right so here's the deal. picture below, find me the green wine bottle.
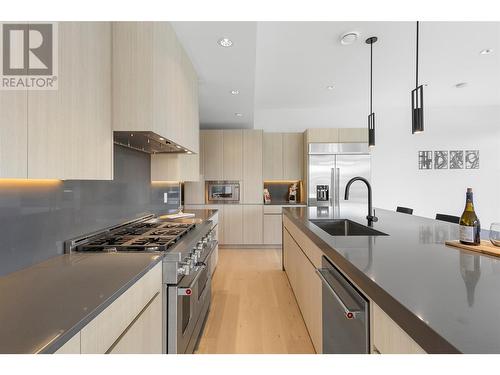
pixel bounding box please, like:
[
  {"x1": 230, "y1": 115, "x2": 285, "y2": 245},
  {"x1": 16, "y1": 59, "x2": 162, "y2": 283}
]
[{"x1": 459, "y1": 188, "x2": 481, "y2": 246}]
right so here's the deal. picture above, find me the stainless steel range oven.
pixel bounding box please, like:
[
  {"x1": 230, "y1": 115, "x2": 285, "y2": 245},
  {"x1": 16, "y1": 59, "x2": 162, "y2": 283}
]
[
  {"x1": 65, "y1": 215, "x2": 218, "y2": 355},
  {"x1": 206, "y1": 181, "x2": 240, "y2": 203},
  {"x1": 167, "y1": 241, "x2": 215, "y2": 354}
]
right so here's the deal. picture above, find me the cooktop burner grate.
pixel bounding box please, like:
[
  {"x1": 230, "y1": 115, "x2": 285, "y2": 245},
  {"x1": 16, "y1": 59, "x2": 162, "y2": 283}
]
[{"x1": 75, "y1": 220, "x2": 195, "y2": 252}]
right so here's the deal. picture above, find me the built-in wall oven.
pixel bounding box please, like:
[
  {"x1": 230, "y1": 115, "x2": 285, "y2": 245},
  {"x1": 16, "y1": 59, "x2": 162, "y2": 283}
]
[{"x1": 206, "y1": 181, "x2": 240, "y2": 203}]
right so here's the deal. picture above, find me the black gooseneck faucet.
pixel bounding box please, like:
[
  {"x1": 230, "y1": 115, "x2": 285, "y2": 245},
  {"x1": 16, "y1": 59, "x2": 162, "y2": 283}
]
[{"x1": 344, "y1": 177, "x2": 378, "y2": 226}]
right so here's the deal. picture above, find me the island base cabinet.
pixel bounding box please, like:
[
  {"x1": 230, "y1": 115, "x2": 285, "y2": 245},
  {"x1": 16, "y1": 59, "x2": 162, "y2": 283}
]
[
  {"x1": 283, "y1": 229, "x2": 322, "y2": 353},
  {"x1": 80, "y1": 262, "x2": 162, "y2": 354},
  {"x1": 108, "y1": 292, "x2": 162, "y2": 354},
  {"x1": 372, "y1": 303, "x2": 426, "y2": 354},
  {"x1": 55, "y1": 332, "x2": 81, "y2": 354}
]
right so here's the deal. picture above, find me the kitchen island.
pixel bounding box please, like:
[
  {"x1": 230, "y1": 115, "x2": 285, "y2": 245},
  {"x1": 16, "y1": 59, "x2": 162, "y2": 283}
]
[{"x1": 283, "y1": 204, "x2": 500, "y2": 354}]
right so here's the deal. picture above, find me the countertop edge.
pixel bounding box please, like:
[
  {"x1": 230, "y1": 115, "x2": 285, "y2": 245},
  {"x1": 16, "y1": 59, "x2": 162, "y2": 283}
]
[
  {"x1": 39, "y1": 255, "x2": 163, "y2": 354},
  {"x1": 283, "y1": 208, "x2": 461, "y2": 354}
]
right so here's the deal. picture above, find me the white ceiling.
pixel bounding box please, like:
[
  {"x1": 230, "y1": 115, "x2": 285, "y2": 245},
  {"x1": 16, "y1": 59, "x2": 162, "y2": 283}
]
[{"x1": 172, "y1": 21, "x2": 500, "y2": 132}]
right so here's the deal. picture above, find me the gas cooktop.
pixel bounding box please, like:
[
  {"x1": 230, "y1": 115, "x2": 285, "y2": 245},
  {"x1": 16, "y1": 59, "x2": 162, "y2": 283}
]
[{"x1": 76, "y1": 221, "x2": 195, "y2": 253}]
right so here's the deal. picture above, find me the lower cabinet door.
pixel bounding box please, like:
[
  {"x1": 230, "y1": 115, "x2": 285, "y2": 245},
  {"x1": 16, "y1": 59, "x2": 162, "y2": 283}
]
[
  {"x1": 372, "y1": 303, "x2": 425, "y2": 354},
  {"x1": 243, "y1": 205, "x2": 263, "y2": 245},
  {"x1": 108, "y1": 292, "x2": 163, "y2": 354},
  {"x1": 283, "y1": 229, "x2": 322, "y2": 353},
  {"x1": 263, "y1": 214, "x2": 282, "y2": 245},
  {"x1": 55, "y1": 332, "x2": 81, "y2": 354},
  {"x1": 222, "y1": 205, "x2": 243, "y2": 245}
]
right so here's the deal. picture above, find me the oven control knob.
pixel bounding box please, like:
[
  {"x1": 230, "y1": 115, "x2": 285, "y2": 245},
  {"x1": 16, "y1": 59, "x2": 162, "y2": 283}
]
[
  {"x1": 194, "y1": 249, "x2": 202, "y2": 259},
  {"x1": 191, "y1": 253, "x2": 199, "y2": 264},
  {"x1": 178, "y1": 263, "x2": 190, "y2": 276},
  {"x1": 183, "y1": 257, "x2": 194, "y2": 269},
  {"x1": 202, "y1": 237, "x2": 209, "y2": 244}
]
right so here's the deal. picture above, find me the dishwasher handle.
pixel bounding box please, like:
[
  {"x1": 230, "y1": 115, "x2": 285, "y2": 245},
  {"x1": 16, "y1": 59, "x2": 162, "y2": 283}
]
[{"x1": 316, "y1": 268, "x2": 363, "y2": 320}]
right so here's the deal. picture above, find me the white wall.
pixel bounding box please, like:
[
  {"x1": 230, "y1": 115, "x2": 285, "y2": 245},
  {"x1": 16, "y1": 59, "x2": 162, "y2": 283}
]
[{"x1": 371, "y1": 105, "x2": 500, "y2": 227}]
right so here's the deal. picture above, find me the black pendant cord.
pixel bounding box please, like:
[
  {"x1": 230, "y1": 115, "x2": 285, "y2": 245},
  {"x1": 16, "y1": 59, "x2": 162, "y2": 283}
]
[
  {"x1": 370, "y1": 41, "x2": 373, "y2": 113},
  {"x1": 411, "y1": 21, "x2": 424, "y2": 134},
  {"x1": 416, "y1": 21, "x2": 419, "y2": 88}
]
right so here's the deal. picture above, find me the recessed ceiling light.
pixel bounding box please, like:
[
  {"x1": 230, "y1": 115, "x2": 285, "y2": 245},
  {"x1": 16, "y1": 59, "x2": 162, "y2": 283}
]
[
  {"x1": 187, "y1": 151, "x2": 192, "y2": 154},
  {"x1": 340, "y1": 32, "x2": 359, "y2": 45},
  {"x1": 455, "y1": 82, "x2": 468, "y2": 88},
  {"x1": 159, "y1": 137, "x2": 164, "y2": 141},
  {"x1": 480, "y1": 49, "x2": 493, "y2": 55},
  {"x1": 235, "y1": 113, "x2": 243, "y2": 117},
  {"x1": 218, "y1": 37, "x2": 233, "y2": 47},
  {"x1": 230, "y1": 89, "x2": 239, "y2": 95},
  {"x1": 326, "y1": 85, "x2": 334, "y2": 90},
  {"x1": 175, "y1": 145, "x2": 181, "y2": 149}
]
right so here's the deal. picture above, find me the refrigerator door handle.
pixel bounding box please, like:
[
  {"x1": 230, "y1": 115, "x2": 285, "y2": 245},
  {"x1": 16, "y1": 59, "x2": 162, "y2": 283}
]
[
  {"x1": 335, "y1": 167, "x2": 340, "y2": 207},
  {"x1": 330, "y1": 168, "x2": 335, "y2": 207}
]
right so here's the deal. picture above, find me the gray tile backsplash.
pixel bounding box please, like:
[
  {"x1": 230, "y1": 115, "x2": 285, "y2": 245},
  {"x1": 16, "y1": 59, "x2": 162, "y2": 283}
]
[{"x1": 0, "y1": 145, "x2": 179, "y2": 276}]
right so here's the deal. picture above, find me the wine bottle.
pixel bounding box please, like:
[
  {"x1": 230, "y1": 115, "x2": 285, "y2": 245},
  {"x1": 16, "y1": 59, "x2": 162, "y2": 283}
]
[{"x1": 459, "y1": 188, "x2": 481, "y2": 246}]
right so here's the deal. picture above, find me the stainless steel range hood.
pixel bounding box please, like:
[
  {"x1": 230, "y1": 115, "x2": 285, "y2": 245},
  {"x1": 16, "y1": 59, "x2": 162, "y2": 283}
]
[{"x1": 113, "y1": 131, "x2": 192, "y2": 154}]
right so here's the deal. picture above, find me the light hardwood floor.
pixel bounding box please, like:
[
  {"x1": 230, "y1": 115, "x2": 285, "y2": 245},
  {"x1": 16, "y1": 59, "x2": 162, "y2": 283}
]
[{"x1": 195, "y1": 248, "x2": 315, "y2": 354}]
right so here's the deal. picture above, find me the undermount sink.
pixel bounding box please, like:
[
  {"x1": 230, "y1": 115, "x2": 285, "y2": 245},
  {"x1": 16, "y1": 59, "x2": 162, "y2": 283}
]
[{"x1": 309, "y1": 219, "x2": 388, "y2": 237}]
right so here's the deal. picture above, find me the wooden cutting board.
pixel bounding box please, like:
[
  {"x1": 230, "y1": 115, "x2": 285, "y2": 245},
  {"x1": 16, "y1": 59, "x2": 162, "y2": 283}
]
[{"x1": 445, "y1": 240, "x2": 500, "y2": 257}]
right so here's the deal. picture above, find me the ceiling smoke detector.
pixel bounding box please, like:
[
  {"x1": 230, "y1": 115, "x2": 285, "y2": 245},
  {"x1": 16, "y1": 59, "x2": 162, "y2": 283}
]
[
  {"x1": 235, "y1": 113, "x2": 243, "y2": 117},
  {"x1": 455, "y1": 82, "x2": 468, "y2": 88},
  {"x1": 218, "y1": 37, "x2": 233, "y2": 47},
  {"x1": 480, "y1": 48, "x2": 493, "y2": 55},
  {"x1": 326, "y1": 85, "x2": 335, "y2": 90},
  {"x1": 230, "y1": 89, "x2": 239, "y2": 95},
  {"x1": 340, "y1": 32, "x2": 359, "y2": 45}
]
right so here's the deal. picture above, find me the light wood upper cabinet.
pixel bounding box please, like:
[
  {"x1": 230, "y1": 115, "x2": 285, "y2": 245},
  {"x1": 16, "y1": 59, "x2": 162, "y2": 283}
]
[
  {"x1": 242, "y1": 130, "x2": 263, "y2": 204},
  {"x1": 151, "y1": 153, "x2": 200, "y2": 182},
  {"x1": 202, "y1": 130, "x2": 223, "y2": 180},
  {"x1": 263, "y1": 133, "x2": 284, "y2": 180},
  {"x1": 263, "y1": 132, "x2": 304, "y2": 181},
  {"x1": 243, "y1": 205, "x2": 263, "y2": 245},
  {"x1": 113, "y1": 22, "x2": 199, "y2": 154},
  {"x1": 27, "y1": 22, "x2": 113, "y2": 180},
  {"x1": 339, "y1": 128, "x2": 368, "y2": 143},
  {"x1": 283, "y1": 132, "x2": 303, "y2": 180},
  {"x1": 305, "y1": 128, "x2": 340, "y2": 143},
  {"x1": 222, "y1": 129, "x2": 243, "y2": 180},
  {"x1": 0, "y1": 90, "x2": 27, "y2": 178}
]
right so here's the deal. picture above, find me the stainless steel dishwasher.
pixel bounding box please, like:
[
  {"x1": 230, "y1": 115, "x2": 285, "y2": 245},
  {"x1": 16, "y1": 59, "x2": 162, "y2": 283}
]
[{"x1": 316, "y1": 256, "x2": 370, "y2": 353}]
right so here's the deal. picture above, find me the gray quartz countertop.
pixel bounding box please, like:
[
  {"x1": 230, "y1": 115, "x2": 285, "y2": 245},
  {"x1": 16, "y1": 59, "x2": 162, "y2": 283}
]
[
  {"x1": 283, "y1": 204, "x2": 500, "y2": 354},
  {"x1": 0, "y1": 252, "x2": 162, "y2": 354}
]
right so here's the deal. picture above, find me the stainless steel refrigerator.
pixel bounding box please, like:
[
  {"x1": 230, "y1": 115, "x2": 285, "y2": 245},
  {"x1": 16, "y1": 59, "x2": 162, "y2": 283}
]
[{"x1": 308, "y1": 143, "x2": 371, "y2": 209}]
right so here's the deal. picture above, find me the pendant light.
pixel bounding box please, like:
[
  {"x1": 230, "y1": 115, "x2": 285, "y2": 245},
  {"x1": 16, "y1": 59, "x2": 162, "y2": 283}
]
[
  {"x1": 366, "y1": 36, "x2": 378, "y2": 147},
  {"x1": 411, "y1": 21, "x2": 424, "y2": 134}
]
